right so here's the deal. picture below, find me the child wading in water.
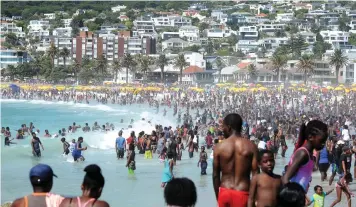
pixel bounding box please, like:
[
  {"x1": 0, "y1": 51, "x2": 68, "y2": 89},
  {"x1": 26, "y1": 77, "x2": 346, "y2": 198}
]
[
  {"x1": 248, "y1": 149, "x2": 282, "y2": 207},
  {"x1": 307, "y1": 185, "x2": 333, "y2": 207},
  {"x1": 330, "y1": 172, "x2": 354, "y2": 207},
  {"x1": 161, "y1": 152, "x2": 174, "y2": 188},
  {"x1": 282, "y1": 120, "x2": 328, "y2": 193}
]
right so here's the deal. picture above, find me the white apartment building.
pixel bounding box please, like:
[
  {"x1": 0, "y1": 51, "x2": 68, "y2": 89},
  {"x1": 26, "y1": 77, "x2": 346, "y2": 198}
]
[
  {"x1": 28, "y1": 29, "x2": 50, "y2": 38},
  {"x1": 162, "y1": 38, "x2": 191, "y2": 51},
  {"x1": 133, "y1": 18, "x2": 155, "y2": 35},
  {"x1": 238, "y1": 26, "x2": 258, "y2": 40},
  {"x1": 44, "y1": 13, "x2": 56, "y2": 20},
  {"x1": 152, "y1": 16, "x2": 172, "y2": 27},
  {"x1": 320, "y1": 30, "x2": 349, "y2": 49},
  {"x1": 53, "y1": 37, "x2": 73, "y2": 66},
  {"x1": 0, "y1": 22, "x2": 25, "y2": 38},
  {"x1": 258, "y1": 23, "x2": 286, "y2": 33},
  {"x1": 161, "y1": 32, "x2": 180, "y2": 40},
  {"x1": 236, "y1": 40, "x2": 259, "y2": 53},
  {"x1": 259, "y1": 37, "x2": 289, "y2": 50},
  {"x1": 0, "y1": 49, "x2": 30, "y2": 69},
  {"x1": 179, "y1": 26, "x2": 199, "y2": 41},
  {"x1": 340, "y1": 63, "x2": 356, "y2": 84},
  {"x1": 276, "y1": 13, "x2": 294, "y2": 22},
  {"x1": 28, "y1": 20, "x2": 50, "y2": 31},
  {"x1": 169, "y1": 16, "x2": 192, "y2": 27},
  {"x1": 53, "y1": 27, "x2": 72, "y2": 37},
  {"x1": 299, "y1": 32, "x2": 316, "y2": 44},
  {"x1": 205, "y1": 29, "x2": 236, "y2": 38},
  {"x1": 62, "y1": 19, "x2": 72, "y2": 28},
  {"x1": 184, "y1": 52, "x2": 206, "y2": 69}
]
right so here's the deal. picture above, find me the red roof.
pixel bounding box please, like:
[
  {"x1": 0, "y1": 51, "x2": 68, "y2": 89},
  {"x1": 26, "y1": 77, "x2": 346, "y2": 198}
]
[
  {"x1": 119, "y1": 15, "x2": 128, "y2": 19},
  {"x1": 256, "y1": 13, "x2": 267, "y2": 17},
  {"x1": 183, "y1": 66, "x2": 204, "y2": 74},
  {"x1": 237, "y1": 62, "x2": 251, "y2": 69}
]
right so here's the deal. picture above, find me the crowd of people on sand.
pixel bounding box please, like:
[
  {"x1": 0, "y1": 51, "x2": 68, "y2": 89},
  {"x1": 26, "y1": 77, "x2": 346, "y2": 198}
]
[{"x1": 2, "y1": 85, "x2": 356, "y2": 207}]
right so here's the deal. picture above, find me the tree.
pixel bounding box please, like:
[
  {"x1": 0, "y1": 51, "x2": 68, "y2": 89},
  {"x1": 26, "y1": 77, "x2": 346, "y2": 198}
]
[
  {"x1": 247, "y1": 64, "x2": 258, "y2": 82},
  {"x1": 30, "y1": 57, "x2": 44, "y2": 79},
  {"x1": 122, "y1": 53, "x2": 136, "y2": 83},
  {"x1": 296, "y1": 55, "x2": 315, "y2": 84},
  {"x1": 59, "y1": 47, "x2": 70, "y2": 69},
  {"x1": 329, "y1": 49, "x2": 349, "y2": 85},
  {"x1": 137, "y1": 55, "x2": 153, "y2": 81},
  {"x1": 4, "y1": 33, "x2": 18, "y2": 46},
  {"x1": 71, "y1": 58, "x2": 81, "y2": 84},
  {"x1": 47, "y1": 42, "x2": 58, "y2": 75},
  {"x1": 227, "y1": 33, "x2": 238, "y2": 46},
  {"x1": 198, "y1": 22, "x2": 209, "y2": 33},
  {"x1": 274, "y1": 30, "x2": 286, "y2": 37},
  {"x1": 112, "y1": 58, "x2": 122, "y2": 83},
  {"x1": 270, "y1": 53, "x2": 287, "y2": 82},
  {"x1": 215, "y1": 57, "x2": 226, "y2": 83},
  {"x1": 4, "y1": 65, "x2": 18, "y2": 80},
  {"x1": 174, "y1": 53, "x2": 188, "y2": 84},
  {"x1": 205, "y1": 39, "x2": 214, "y2": 55},
  {"x1": 157, "y1": 54, "x2": 168, "y2": 83},
  {"x1": 95, "y1": 55, "x2": 108, "y2": 82}
]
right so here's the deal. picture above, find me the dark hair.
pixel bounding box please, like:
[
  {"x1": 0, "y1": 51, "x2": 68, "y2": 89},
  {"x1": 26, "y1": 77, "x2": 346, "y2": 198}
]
[
  {"x1": 118, "y1": 130, "x2": 123, "y2": 136},
  {"x1": 223, "y1": 113, "x2": 243, "y2": 133},
  {"x1": 61, "y1": 138, "x2": 65, "y2": 142},
  {"x1": 314, "y1": 185, "x2": 322, "y2": 192},
  {"x1": 82, "y1": 164, "x2": 105, "y2": 199},
  {"x1": 277, "y1": 182, "x2": 305, "y2": 207},
  {"x1": 258, "y1": 149, "x2": 273, "y2": 162},
  {"x1": 164, "y1": 177, "x2": 197, "y2": 207},
  {"x1": 78, "y1": 137, "x2": 83, "y2": 141},
  {"x1": 294, "y1": 120, "x2": 328, "y2": 152}
]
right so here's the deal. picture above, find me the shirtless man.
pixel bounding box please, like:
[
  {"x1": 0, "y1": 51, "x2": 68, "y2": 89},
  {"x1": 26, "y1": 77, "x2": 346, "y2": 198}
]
[{"x1": 213, "y1": 113, "x2": 259, "y2": 207}]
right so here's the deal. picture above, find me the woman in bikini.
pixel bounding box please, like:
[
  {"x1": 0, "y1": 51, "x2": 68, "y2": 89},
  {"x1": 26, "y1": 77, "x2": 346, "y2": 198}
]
[{"x1": 59, "y1": 164, "x2": 109, "y2": 207}]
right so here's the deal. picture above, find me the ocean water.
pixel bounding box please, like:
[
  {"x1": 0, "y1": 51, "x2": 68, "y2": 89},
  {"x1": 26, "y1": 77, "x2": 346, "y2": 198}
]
[{"x1": 1, "y1": 99, "x2": 355, "y2": 206}]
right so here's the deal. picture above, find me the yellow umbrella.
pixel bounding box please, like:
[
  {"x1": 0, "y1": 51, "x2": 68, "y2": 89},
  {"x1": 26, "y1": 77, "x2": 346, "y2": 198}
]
[
  {"x1": 334, "y1": 87, "x2": 343, "y2": 91},
  {"x1": 352, "y1": 88, "x2": 356, "y2": 91}
]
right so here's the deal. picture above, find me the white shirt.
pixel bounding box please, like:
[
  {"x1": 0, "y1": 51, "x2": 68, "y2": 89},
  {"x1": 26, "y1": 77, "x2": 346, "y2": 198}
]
[
  {"x1": 342, "y1": 129, "x2": 350, "y2": 141},
  {"x1": 258, "y1": 141, "x2": 267, "y2": 149},
  {"x1": 69, "y1": 143, "x2": 75, "y2": 152}
]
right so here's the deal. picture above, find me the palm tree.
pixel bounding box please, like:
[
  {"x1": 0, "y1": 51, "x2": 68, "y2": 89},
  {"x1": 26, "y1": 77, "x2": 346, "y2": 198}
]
[
  {"x1": 5, "y1": 65, "x2": 17, "y2": 81},
  {"x1": 59, "y1": 47, "x2": 70, "y2": 69},
  {"x1": 270, "y1": 53, "x2": 287, "y2": 82},
  {"x1": 157, "y1": 54, "x2": 168, "y2": 83},
  {"x1": 215, "y1": 57, "x2": 225, "y2": 83},
  {"x1": 30, "y1": 57, "x2": 44, "y2": 79},
  {"x1": 71, "y1": 58, "x2": 81, "y2": 84},
  {"x1": 47, "y1": 42, "x2": 58, "y2": 74},
  {"x1": 247, "y1": 64, "x2": 258, "y2": 82},
  {"x1": 296, "y1": 55, "x2": 315, "y2": 84},
  {"x1": 95, "y1": 55, "x2": 108, "y2": 82},
  {"x1": 138, "y1": 55, "x2": 153, "y2": 81},
  {"x1": 174, "y1": 53, "x2": 188, "y2": 84},
  {"x1": 329, "y1": 49, "x2": 349, "y2": 85},
  {"x1": 112, "y1": 58, "x2": 122, "y2": 83},
  {"x1": 122, "y1": 53, "x2": 136, "y2": 83}
]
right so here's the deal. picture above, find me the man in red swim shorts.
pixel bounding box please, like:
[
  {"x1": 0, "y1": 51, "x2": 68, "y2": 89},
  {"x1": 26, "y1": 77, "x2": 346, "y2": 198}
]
[{"x1": 213, "y1": 113, "x2": 259, "y2": 207}]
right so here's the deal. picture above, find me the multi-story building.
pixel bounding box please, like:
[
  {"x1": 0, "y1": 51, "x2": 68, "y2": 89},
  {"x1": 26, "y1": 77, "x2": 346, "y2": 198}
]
[
  {"x1": 179, "y1": 26, "x2": 199, "y2": 41},
  {"x1": 259, "y1": 37, "x2": 289, "y2": 50},
  {"x1": 161, "y1": 32, "x2": 180, "y2": 41},
  {"x1": 27, "y1": 20, "x2": 50, "y2": 39},
  {"x1": 238, "y1": 26, "x2": 258, "y2": 40},
  {"x1": 299, "y1": 32, "x2": 316, "y2": 44},
  {"x1": 152, "y1": 16, "x2": 172, "y2": 28},
  {"x1": 236, "y1": 40, "x2": 259, "y2": 53},
  {"x1": 53, "y1": 27, "x2": 72, "y2": 37},
  {"x1": 53, "y1": 37, "x2": 73, "y2": 66},
  {"x1": 204, "y1": 28, "x2": 236, "y2": 38},
  {"x1": 319, "y1": 16, "x2": 339, "y2": 31},
  {"x1": 258, "y1": 23, "x2": 286, "y2": 33},
  {"x1": 0, "y1": 49, "x2": 30, "y2": 69},
  {"x1": 133, "y1": 17, "x2": 155, "y2": 35},
  {"x1": 184, "y1": 51, "x2": 206, "y2": 69},
  {"x1": 62, "y1": 19, "x2": 72, "y2": 28},
  {"x1": 71, "y1": 31, "x2": 156, "y2": 65},
  {"x1": 162, "y1": 38, "x2": 198, "y2": 51},
  {"x1": 168, "y1": 16, "x2": 192, "y2": 27},
  {"x1": 44, "y1": 13, "x2": 56, "y2": 20},
  {"x1": 276, "y1": 13, "x2": 294, "y2": 22},
  {"x1": 0, "y1": 21, "x2": 25, "y2": 39},
  {"x1": 320, "y1": 30, "x2": 350, "y2": 49}
]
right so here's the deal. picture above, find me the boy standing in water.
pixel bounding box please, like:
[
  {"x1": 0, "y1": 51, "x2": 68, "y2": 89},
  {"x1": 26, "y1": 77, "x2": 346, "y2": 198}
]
[{"x1": 248, "y1": 150, "x2": 281, "y2": 207}]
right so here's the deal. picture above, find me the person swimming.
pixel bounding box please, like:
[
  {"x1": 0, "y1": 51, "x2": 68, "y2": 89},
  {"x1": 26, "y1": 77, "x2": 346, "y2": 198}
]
[{"x1": 4, "y1": 137, "x2": 16, "y2": 146}]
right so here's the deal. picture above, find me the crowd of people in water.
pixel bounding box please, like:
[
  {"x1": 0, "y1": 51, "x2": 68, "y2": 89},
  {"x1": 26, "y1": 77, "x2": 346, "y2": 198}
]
[{"x1": 2, "y1": 85, "x2": 356, "y2": 207}]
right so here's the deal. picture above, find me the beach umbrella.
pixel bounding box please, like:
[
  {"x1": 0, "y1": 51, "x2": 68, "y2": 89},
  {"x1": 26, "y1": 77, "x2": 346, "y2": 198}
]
[
  {"x1": 334, "y1": 87, "x2": 343, "y2": 91},
  {"x1": 9, "y1": 84, "x2": 20, "y2": 93},
  {"x1": 321, "y1": 88, "x2": 328, "y2": 93}
]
